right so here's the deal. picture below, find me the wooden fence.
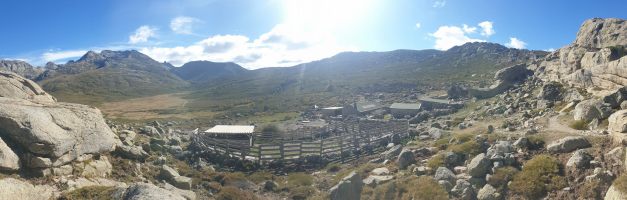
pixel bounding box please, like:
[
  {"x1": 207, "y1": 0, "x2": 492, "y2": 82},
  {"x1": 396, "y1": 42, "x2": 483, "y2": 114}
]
[{"x1": 191, "y1": 119, "x2": 409, "y2": 164}]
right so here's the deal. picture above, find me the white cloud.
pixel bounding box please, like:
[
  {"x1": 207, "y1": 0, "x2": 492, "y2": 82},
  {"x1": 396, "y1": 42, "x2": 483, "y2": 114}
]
[
  {"x1": 129, "y1": 25, "x2": 157, "y2": 44},
  {"x1": 415, "y1": 22, "x2": 421, "y2": 29},
  {"x1": 462, "y1": 24, "x2": 476, "y2": 33},
  {"x1": 433, "y1": 0, "x2": 446, "y2": 8},
  {"x1": 140, "y1": 24, "x2": 352, "y2": 69},
  {"x1": 170, "y1": 16, "x2": 200, "y2": 35},
  {"x1": 42, "y1": 50, "x2": 88, "y2": 62},
  {"x1": 545, "y1": 48, "x2": 555, "y2": 52},
  {"x1": 430, "y1": 26, "x2": 485, "y2": 50},
  {"x1": 478, "y1": 21, "x2": 494, "y2": 36},
  {"x1": 506, "y1": 37, "x2": 527, "y2": 49}
]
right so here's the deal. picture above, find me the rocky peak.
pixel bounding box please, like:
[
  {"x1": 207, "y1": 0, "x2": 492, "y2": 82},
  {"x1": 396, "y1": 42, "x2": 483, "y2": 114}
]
[
  {"x1": 574, "y1": 18, "x2": 626, "y2": 49},
  {"x1": 0, "y1": 60, "x2": 44, "y2": 80}
]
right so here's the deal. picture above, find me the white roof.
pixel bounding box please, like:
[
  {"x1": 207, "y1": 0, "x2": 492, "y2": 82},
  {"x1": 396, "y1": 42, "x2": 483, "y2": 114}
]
[
  {"x1": 204, "y1": 125, "x2": 255, "y2": 134},
  {"x1": 322, "y1": 106, "x2": 343, "y2": 110}
]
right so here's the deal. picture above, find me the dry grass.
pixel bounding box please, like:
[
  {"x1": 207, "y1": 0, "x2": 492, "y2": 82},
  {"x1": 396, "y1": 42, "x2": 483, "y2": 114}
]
[{"x1": 99, "y1": 92, "x2": 217, "y2": 120}]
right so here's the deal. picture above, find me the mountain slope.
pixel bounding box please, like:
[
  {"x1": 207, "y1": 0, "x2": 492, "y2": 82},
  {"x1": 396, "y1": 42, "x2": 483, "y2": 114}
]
[
  {"x1": 38, "y1": 50, "x2": 188, "y2": 104},
  {"x1": 0, "y1": 60, "x2": 43, "y2": 80},
  {"x1": 172, "y1": 61, "x2": 248, "y2": 83}
]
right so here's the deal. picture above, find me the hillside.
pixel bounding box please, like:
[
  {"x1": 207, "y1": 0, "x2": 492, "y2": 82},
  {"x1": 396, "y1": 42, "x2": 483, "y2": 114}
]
[
  {"x1": 37, "y1": 50, "x2": 189, "y2": 104},
  {"x1": 172, "y1": 61, "x2": 249, "y2": 83}
]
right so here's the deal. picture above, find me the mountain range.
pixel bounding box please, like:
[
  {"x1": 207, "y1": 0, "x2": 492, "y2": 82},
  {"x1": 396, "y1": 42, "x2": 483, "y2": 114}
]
[{"x1": 0, "y1": 42, "x2": 546, "y2": 107}]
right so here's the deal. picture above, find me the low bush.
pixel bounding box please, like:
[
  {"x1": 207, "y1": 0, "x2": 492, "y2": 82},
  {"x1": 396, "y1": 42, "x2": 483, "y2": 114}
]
[
  {"x1": 569, "y1": 120, "x2": 588, "y2": 130},
  {"x1": 488, "y1": 166, "x2": 518, "y2": 189},
  {"x1": 509, "y1": 155, "x2": 567, "y2": 199},
  {"x1": 527, "y1": 135, "x2": 545, "y2": 150},
  {"x1": 288, "y1": 172, "x2": 314, "y2": 187},
  {"x1": 427, "y1": 154, "x2": 445, "y2": 169},
  {"x1": 58, "y1": 186, "x2": 116, "y2": 200},
  {"x1": 578, "y1": 180, "x2": 603, "y2": 199},
  {"x1": 325, "y1": 163, "x2": 342, "y2": 173},
  {"x1": 248, "y1": 171, "x2": 274, "y2": 184},
  {"x1": 613, "y1": 174, "x2": 627, "y2": 193},
  {"x1": 289, "y1": 186, "x2": 316, "y2": 200},
  {"x1": 371, "y1": 176, "x2": 448, "y2": 200},
  {"x1": 448, "y1": 140, "x2": 482, "y2": 158},
  {"x1": 216, "y1": 186, "x2": 257, "y2": 200}
]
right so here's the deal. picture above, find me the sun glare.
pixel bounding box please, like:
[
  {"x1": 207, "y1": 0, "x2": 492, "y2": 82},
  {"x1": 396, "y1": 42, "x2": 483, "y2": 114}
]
[{"x1": 282, "y1": 0, "x2": 374, "y2": 33}]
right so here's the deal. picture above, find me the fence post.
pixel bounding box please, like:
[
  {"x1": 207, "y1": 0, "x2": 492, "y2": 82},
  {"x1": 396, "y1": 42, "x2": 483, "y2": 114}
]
[
  {"x1": 298, "y1": 141, "x2": 303, "y2": 159},
  {"x1": 280, "y1": 142, "x2": 285, "y2": 160},
  {"x1": 258, "y1": 145, "x2": 262, "y2": 165}
]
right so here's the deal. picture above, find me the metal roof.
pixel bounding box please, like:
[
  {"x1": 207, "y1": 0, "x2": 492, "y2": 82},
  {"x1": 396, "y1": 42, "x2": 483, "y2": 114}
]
[
  {"x1": 322, "y1": 106, "x2": 343, "y2": 110},
  {"x1": 390, "y1": 103, "x2": 422, "y2": 110},
  {"x1": 356, "y1": 102, "x2": 382, "y2": 112},
  {"x1": 204, "y1": 125, "x2": 255, "y2": 134}
]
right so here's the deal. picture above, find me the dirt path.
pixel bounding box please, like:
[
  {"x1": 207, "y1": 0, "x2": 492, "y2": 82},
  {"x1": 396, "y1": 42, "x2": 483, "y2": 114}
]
[{"x1": 546, "y1": 115, "x2": 581, "y2": 135}]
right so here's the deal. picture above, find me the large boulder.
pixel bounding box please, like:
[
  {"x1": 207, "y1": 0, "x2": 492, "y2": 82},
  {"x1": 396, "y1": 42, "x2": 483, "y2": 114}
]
[
  {"x1": 160, "y1": 165, "x2": 193, "y2": 190},
  {"x1": 467, "y1": 153, "x2": 491, "y2": 178},
  {"x1": 382, "y1": 145, "x2": 402, "y2": 160},
  {"x1": 112, "y1": 182, "x2": 186, "y2": 200},
  {"x1": 547, "y1": 136, "x2": 591, "y2": 153},
  {"x1": 0, "y1": 137, "x2": 19, "y2": 171},
  {"x1": 574, "y1": 18, "x2": 626, "y2": 49},
  {"x1": 329, "y1": 171, "x2": 363, "y2": 200},
  {"x1": 0, "y1": 178, "x2": 56, "y2": 200},
  {"x1": 574, "y1": 99, "x2": 606, "y2": 121},
  {"x1": 609, "y1": 109, "x2": 627, "y2": 133}
]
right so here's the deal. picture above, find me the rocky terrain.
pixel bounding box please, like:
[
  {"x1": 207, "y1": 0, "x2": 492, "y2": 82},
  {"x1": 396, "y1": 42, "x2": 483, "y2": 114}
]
[{"x1": 0, "y1": 17, "x2": 624, "y2": 200}]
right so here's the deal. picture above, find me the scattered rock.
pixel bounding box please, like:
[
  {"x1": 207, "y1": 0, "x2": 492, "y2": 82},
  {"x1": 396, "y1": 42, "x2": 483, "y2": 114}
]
[
  {"x1": 477, "y1": 184, "x2": 500, "y2": 200},
  {"x1": 547, "y1": 136, "x2": 591, "y2": 153},
  {"x1": 371, "y1": 167, "x2": 390, "y2": 175},
  {"x1": 538, "y1": 82, "x2": 562, "y2": 101},
  {"x1": 434, "y1": 167, "x2": 456, "y2": 184},
  {"x1": 397, "y1": 149, "x2": 415, "y2": 170},
  {"x1": 159, "y1": 165, "x2": 193, "y2": 190},
  {"x1": 382, "y1": 145, "x2": 402, "y2": 160},
  {"x1": 263, "y1": 180, "x2": 279, "y2": 191},
  {"x1": 362, "y1": 175, "x2": 394, "y2": 187},
  {"x1": 467, "y1": 153, "x2": 491, "y2": 178},
  {"x1": 566, "y1": 149, "x2": 592, "y2": 170}
]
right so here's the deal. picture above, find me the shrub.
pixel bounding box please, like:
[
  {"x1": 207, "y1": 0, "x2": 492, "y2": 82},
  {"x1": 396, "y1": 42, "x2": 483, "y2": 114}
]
[
  {"x1": 527, "y1": 135, "x2": 545, "y2": 150},
  {"x1": 448, "y1": 140, "x2": 482, "y2": 158},
  {"x1": 290, "y1": 186, "x2": 316, "y2": 200},
  {"x1": 325, "y1": 163, "x2": 342, "y2": 173},
  {"x1": 569, "y1": 120, "x2": 588, "y2": 130},
  {"x1": 488, "y1": 166, "x2": 519, "y2": 189},
  {"x1": 509, "y1": 155, "x2": 566, "y2": 199},
  {"x1": 288, "y1": 172, "x2": 314, "y2": 187},
  {"x1": 613, "y1": 174, "x2": 627, "y2": 193},
  {"x1": 248, "y1": 171, "x2": 274, "y2": 184},
  {"x1": 216, "y1": 186, "x2": 257, "y2": 200},
  {"x1": 433, "y1": 136, "x2": 451, "y2": 150},
  {"x1": 578, "y1": 180, "x2": 603, "y2": 199},
  {"x1": 427, "y1": 154, "x2": 445, "y2": 169},
  {"x1": 58, "y1": 186, "x2": 116, "y2": 200}
]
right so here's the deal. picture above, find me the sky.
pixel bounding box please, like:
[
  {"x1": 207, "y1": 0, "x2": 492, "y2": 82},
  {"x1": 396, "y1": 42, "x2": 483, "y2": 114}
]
[{"x1": 0, "y1": 0, "x2": 625, "y2": 69}]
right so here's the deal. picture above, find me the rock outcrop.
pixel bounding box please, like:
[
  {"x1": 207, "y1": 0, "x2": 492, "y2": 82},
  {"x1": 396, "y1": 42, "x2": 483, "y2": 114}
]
[
  {"x1": 609, "y1": 109, "x2": 627, "y2": 133},
  {"x1": 532, "y1": 18, "x2": 626, "y2": 96},
  {"x1": 0, "y1": 60, "x2": 44, "y2": 80},
  {"x1": 0, "y1": 71, "x2": 119, "y2": 175},
  {"x1": 0, "y1": 178, "x2": 56, "y2": 200}
]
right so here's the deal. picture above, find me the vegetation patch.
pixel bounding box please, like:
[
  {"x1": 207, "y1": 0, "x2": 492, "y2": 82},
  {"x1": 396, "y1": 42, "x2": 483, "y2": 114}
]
[
  {"x1": 427, "y1": 153, "x2": 445, "y2": 169},
  {"x1": 448, "y1": 140, "x2": 482, "y2": 158},
  {"x1": 58, "y1": 186, "x2": 117, "y2": 200},
  {"x1": 287, "y1": 172, "x2": 314, "y2": 187},
  {"x1": 367, "y1": 176, "x2": 448, "y2": 200},
  {"x1": 569, "y1": 120, "x2": 589, "y2": 130},
  {"x1": 216, "y1": 186, "x2": 258, "y2": 200},
  {"x1": 509, "y1": 155, "x2": 567, "y2": 199},
  {"x1": 488, "y1": 166, "x2": 519, "y2": 189}
]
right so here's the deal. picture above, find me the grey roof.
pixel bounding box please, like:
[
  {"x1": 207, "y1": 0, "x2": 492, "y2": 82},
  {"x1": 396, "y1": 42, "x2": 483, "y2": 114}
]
[
  {"x1": 205, "y1": 125, "x2": 255, "y2": 134},
  {"x1": 418, "y1": 97, "x2": 453, "y2": 104},
  {"x1": 390, "y1": 103, "x2": 422, "y2": 110},
  {"x1": 356, "y1": 102, "x2": 383, "y2": 113}
]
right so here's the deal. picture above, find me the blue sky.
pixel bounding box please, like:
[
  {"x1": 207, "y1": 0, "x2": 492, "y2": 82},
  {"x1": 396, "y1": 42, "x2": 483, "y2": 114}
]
[{"x1": 0, "y1": 0, "x2": 625, "y2": 69}]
